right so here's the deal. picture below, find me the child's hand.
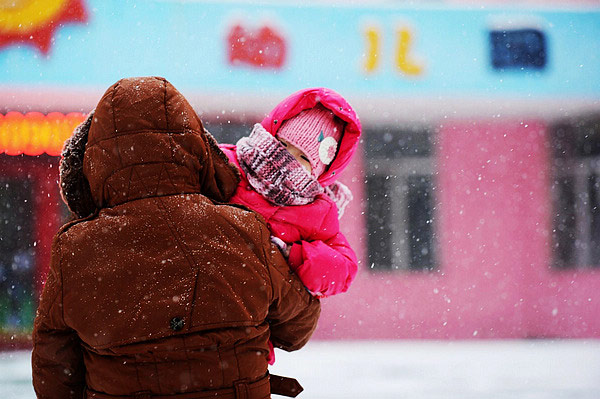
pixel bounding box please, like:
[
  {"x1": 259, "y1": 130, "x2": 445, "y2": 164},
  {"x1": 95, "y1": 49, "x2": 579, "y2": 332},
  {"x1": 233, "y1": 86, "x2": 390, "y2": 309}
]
[{"x1": 270, "y1": 236, "x2": 290, "y2": 258}]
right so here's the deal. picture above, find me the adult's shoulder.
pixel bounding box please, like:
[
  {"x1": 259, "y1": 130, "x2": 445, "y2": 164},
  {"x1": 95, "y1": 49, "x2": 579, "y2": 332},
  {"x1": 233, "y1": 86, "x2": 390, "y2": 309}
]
[
  {"x1": 54, "y1": 212, "x2": 99, "y2": 243},
  {"x1": 210, "y1": 197, "x2": 269, "y2": 234}
]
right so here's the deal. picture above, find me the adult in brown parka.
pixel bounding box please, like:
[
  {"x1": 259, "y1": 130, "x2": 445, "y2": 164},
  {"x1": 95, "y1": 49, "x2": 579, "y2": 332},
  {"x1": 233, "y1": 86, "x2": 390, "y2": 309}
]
[{"x1": 32, "y1": 77, "x2": 321, "y2": 399}]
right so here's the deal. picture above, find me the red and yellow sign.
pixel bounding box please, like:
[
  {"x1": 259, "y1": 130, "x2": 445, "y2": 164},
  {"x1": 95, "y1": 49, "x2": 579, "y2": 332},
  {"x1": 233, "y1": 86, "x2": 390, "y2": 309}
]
[
  {"x1": 0, "y1": 112, "x2": 85, "y2": 156},
  {"x1": 0, "y1": 0, "x2": 87, "y2": 54}
]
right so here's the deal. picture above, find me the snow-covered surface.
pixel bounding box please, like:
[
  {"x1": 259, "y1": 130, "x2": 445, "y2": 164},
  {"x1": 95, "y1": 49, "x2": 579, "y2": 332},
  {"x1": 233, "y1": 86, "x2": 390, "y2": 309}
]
[{"x1": 3, "y1": 340, "x2": 600, "y2": 398}]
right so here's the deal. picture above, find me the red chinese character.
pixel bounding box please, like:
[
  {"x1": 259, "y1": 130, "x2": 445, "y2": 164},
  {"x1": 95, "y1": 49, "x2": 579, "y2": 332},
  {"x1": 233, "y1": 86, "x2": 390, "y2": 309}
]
[{"x1": 228, "y1": 23, "x2": 286, "y2": 69}]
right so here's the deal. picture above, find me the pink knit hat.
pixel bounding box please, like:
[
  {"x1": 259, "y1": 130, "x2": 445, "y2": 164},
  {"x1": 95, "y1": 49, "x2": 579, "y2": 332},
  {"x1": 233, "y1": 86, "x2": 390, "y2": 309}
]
[{"x1": 276, "y1": 104, "x2": 345, "y2": 177}]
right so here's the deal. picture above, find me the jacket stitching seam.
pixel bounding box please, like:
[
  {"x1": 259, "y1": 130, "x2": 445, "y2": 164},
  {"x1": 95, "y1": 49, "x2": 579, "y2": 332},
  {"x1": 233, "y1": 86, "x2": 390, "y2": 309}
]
[
  {"x1": 164, "y1": 138, "x2": 179, "y2": 189},
  {"x1": 86, "y1": 129, "x2": 194, "y2": 147},
  {"x1": 133, "y1": 355, "x2": 144, "y2": 394},
  {"x1": 97, "y1": 160, "x2": 192, "y2": 204},
  {"x1": 256, "y1": 214, "x2": 275, "y2": 303},
  {"x1": 152, "y1": 163, "x2": 165, "y2": 197},
  {"x1": 58, "y1": 237, "x2": 66, "y2": 324},
  {"x1": 163, "y1": 78, "x2": 169, "y2": 131},
  {"x1": 217, "y1": 346, "x2": 226, "y2": 388},
  {"x1": 181, "y1": 335, "x2": 193, "y2": 388},
  {"x1": 110, "y1": 83, "x2": 124, "y2": 170},
  {"x1": 234, "y1": 342, "x2": 242, "y2": 382},
  {"x1": 124, "y1": 162, "x2": 135, "y2": 203},
  {"x1": 152, "y1": 351, "x2": 163, "y2": 394},
  {"x1": 131, "y1": 167, "x2": 199, "y2": 320},
  {"x1": 91, "y1": 320, "x2": 258, "y2": 349}
]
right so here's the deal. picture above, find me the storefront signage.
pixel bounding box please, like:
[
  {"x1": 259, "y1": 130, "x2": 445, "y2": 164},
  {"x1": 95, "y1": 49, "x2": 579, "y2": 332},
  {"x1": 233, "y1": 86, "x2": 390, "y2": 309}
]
[
  {"x1": 0, "y1": 112, "x2": 84, "y2": 156},
  {"x1": 0, "y1": 1, "x2": 598, "y2": 98}
]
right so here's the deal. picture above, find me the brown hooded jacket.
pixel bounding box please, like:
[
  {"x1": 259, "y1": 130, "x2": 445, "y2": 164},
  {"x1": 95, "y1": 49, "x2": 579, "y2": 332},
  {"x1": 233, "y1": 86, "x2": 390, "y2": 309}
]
[{"x1": 31, "y1": 77, "x2": 320, "y2": 398}]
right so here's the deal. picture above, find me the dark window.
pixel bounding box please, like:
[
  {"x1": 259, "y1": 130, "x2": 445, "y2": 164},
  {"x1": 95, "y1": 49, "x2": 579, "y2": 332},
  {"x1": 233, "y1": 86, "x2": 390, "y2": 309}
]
[
  {"x1": 490, "y1": 29, "x2": 547, "y2": 70},
  {"x1": 550, "y1": 117, "x2": 600, "y2": 268},
  {"x1": 0, "y1": 178, "x2": 36, "y2": 331},
  {"x1": 204, "y1": 121, "x2": 252, "y2": 145},
  {"x1": 589, "y1": 174, "x2": 600, "y2": 264},
  {"x1": 407, "y1": 175, "x2": 435, "y2": 270},
  {"x1": 552, "y1": 177, "x2": 576, "y2": 268},
  {"x1": 365, "y1": 127, "x2": 437, "y2": 271},
  {"x1": 366, "y1": 175, "x2": 393, "y2": 269},
  {"x1": 365, "y1": 128, "x2": 432, "y2": 158}
]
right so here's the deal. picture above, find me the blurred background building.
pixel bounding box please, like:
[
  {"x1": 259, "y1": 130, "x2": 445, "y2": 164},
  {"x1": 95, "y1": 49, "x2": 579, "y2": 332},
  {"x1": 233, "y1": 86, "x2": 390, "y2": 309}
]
[{"x1": 0, "y1": 0, "x2": 599, "y2": 348}]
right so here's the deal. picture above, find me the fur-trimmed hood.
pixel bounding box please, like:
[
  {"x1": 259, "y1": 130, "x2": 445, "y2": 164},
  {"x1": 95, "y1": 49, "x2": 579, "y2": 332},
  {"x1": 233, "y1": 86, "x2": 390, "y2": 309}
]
[{"x1": 59, "y1": 77, "x2": 240, "y2": 217}]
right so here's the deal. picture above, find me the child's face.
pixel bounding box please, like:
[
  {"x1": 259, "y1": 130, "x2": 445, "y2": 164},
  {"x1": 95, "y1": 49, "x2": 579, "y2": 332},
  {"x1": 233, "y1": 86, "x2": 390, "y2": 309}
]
[{"x1": 279, "y1": 138, "x2": 312, "y2": 175}]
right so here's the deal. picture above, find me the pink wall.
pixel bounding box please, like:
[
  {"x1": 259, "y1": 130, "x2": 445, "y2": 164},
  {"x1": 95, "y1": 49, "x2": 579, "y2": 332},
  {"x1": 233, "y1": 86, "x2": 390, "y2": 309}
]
[{"x1": 313, "y1": 120, "x2": 600, "y2": 340}]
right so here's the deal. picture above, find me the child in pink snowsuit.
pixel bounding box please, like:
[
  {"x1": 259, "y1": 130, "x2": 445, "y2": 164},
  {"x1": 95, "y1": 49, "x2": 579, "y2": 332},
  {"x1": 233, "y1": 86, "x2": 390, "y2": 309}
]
[{"x1": 219, "y1": 88, "x2": 362, "y2": 303}]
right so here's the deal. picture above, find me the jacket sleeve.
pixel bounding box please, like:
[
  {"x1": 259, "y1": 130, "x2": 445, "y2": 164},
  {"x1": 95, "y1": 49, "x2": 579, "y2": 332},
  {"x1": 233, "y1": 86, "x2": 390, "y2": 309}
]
[
  {"x1": 32, "y1": 236, "x2": 85, "y2": 399},
  {"x1": 287, "y1": 204, "x2": 358, "y2": 297},
  {"x1": 263, "y1": 226, "x2": 321, "y2": 352}
]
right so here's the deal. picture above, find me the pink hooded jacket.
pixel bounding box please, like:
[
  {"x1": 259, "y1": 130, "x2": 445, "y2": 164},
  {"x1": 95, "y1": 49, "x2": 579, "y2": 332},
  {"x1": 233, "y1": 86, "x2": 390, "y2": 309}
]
[{"x1": 220, "y1": 87, "x2": 362, "y2": 297}]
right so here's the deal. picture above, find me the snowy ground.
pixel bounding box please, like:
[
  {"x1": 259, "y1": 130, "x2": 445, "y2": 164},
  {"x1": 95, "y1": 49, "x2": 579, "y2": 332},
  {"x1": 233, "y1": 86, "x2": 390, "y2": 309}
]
[{"x1": 2, "y1": 340, "x2": 600, "y2": 398}]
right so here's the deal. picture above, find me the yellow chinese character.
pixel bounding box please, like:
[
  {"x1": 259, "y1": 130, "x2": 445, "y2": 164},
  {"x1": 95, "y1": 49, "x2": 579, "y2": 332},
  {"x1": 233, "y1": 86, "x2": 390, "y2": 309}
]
[
  {"x1": 364, "y1": 26, "x2": 381, "y2": 73},
  {"x1": 396, "y1": 28, "x2": 423, "y2": 76}
]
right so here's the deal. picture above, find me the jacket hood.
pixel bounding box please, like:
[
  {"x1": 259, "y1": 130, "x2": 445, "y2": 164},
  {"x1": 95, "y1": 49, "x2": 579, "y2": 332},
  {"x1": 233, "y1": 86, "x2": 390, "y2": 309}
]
[
  {"x1": 59, "y1": 76, "x2": 240, "y2": 217},
  {"x1": 261, "y1": 87, "x2": 362, "y2": 186}
]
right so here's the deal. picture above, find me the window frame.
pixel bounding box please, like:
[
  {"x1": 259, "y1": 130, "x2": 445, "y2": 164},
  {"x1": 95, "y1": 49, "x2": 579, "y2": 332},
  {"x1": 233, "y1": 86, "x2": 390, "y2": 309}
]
[
  {"x1": 550, "y1": 117, "x2": 600, "y2": 269},
  {"x1": 552, "y1": 155, "x2": 600, "y2": 269},
  {"x1": 365, "y1": 127, "x2": 438, "y2": 272}
]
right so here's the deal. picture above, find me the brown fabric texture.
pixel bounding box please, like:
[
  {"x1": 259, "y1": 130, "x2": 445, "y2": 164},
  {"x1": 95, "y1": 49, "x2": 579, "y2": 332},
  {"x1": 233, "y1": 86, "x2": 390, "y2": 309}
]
[
  {"x1": 59, "y1": 110, "x2": 97, "y2": 218},
  {"x1": 32, "y1": 77, "x2": 320, "y2": 399}
]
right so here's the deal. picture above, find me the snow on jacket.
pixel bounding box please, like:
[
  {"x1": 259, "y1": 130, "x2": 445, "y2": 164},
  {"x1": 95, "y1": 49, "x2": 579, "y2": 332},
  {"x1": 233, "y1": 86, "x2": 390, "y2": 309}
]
[
  {"x1": 219, "y1": 87, "x2": 362, "y2": 297},
  {"x1": 31, "y1": 77, "x2": 320, "y2": 399}
]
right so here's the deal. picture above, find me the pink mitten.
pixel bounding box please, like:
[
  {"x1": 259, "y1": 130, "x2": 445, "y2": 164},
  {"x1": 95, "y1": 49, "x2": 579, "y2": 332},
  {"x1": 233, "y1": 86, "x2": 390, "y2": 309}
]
[
  {"x1": 267, "y1": 340, "x2": 276, "y2": 365},
  {"x1": 324, "y1": 181, "x2": 353, "y2": 218}
]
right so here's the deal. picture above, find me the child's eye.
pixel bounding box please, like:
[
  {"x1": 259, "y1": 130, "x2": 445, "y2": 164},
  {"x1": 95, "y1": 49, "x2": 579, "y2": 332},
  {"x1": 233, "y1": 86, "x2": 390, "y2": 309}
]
[
  {"x1": 300, "y1": 155, "x2": 310, "y2": 162},
  {"x1": 280, "y1": 141, "x2": 288, "y2": 147}
]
